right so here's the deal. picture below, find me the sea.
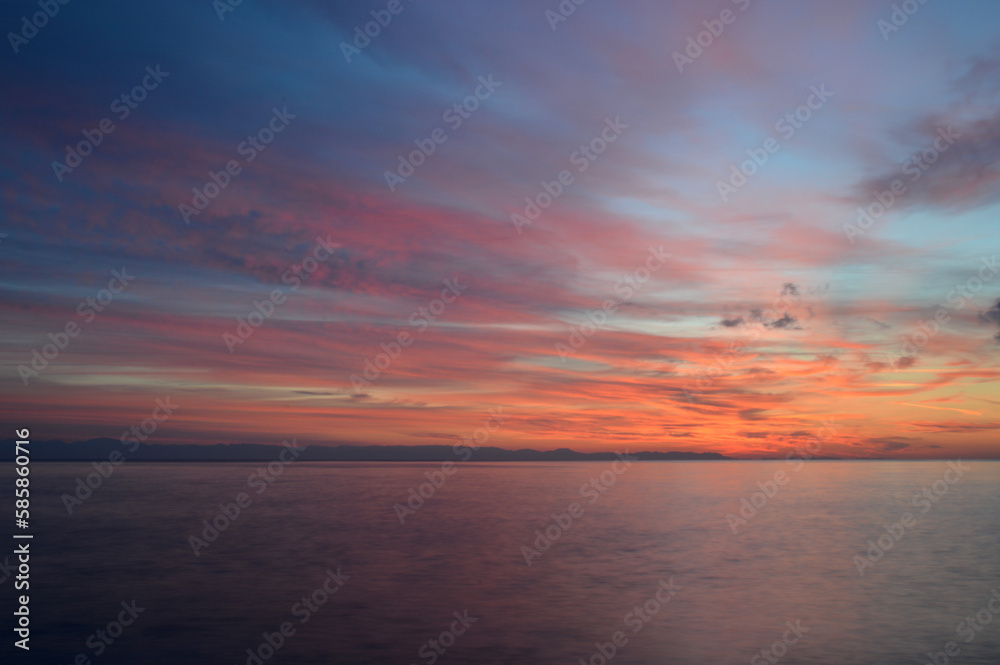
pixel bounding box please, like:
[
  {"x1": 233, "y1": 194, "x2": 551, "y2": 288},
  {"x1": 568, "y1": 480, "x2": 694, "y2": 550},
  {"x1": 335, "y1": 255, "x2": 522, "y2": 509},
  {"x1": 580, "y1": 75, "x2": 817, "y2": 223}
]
[{"x1": 7, "y1": 460, "x2": 1000, "y2": 664}]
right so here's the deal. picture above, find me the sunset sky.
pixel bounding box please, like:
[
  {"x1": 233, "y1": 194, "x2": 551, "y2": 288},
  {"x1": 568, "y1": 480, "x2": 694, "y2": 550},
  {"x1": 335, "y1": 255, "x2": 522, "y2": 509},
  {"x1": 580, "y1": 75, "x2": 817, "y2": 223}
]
[{"x1": 3, "y1": 0, "x2": 1000, "y2": 458}]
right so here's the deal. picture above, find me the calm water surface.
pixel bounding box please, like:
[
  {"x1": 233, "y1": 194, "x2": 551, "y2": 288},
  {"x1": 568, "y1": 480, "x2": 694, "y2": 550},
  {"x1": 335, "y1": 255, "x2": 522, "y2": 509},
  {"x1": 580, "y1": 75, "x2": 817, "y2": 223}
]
[{"x1": 8, "y1": 461, "x2": 1000, "y2": 664}]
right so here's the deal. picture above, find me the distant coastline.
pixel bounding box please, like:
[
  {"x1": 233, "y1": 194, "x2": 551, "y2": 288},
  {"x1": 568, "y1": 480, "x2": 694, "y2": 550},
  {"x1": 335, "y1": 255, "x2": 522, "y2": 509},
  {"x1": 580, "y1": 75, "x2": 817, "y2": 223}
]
[
  {"x1": 0, "y1": 438, "x2": 731, "y2": 462},
  {"x1": 5, "y1": 439, "x2": 993, "y2": 461}
]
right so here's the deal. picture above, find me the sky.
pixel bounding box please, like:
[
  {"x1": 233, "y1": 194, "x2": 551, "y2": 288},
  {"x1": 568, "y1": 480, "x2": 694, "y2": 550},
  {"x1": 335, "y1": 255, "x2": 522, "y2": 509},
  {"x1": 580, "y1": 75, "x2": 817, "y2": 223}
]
[{"x1": 2, "y1": 0, "x2": 1000, "y2": 458}]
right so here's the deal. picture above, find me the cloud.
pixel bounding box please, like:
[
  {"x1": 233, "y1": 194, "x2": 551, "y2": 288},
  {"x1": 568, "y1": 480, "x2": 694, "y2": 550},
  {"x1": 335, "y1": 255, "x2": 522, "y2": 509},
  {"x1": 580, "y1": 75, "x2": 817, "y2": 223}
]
[
  {"x1": 768, "y1": 313, "x2": 801, "y2": 330},
  {"x1": 892, "y1": 402, "x2": 982, "y2": 416},
  {"x1": 743, "y1": 286, "x2": 804, "y2": 329},
  {"x1": 865, "y1": 436, "x2": 917, "y2": 452},
  {"x1": 863, "y1": 353, "x2": 916, "y2": 372},
  {"x1": 978, "y1": 298, "x2": 1000, "y2": 341},
  {"x1": 748, "y1": 308, "x2": 801, "y2": 329},
  {"x1": 2, "y1": 0, "x2": 999, "y2": 457},
  {"x1": 910, "y1": 422, "x2": 1000, "y2": 433},
  {"x1": 408, "y1": 431, "x2": 465, "y2": 440},
  {"x1": 850, "y1": 54, "x2": 1000, "y2": 215},
  {"x1": 717, "y1": 284, "x2": 803, "y2": 331},
  {"x1": 863, "y1": 317, "x2": 891, "y2": 330}
]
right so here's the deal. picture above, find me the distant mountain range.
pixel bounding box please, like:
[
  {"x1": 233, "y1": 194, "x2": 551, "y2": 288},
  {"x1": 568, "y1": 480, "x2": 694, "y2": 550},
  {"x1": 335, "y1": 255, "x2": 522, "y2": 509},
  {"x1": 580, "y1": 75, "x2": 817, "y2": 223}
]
[{"x1": 0, "y1": 438, "x2": 732, "y2": 462}]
